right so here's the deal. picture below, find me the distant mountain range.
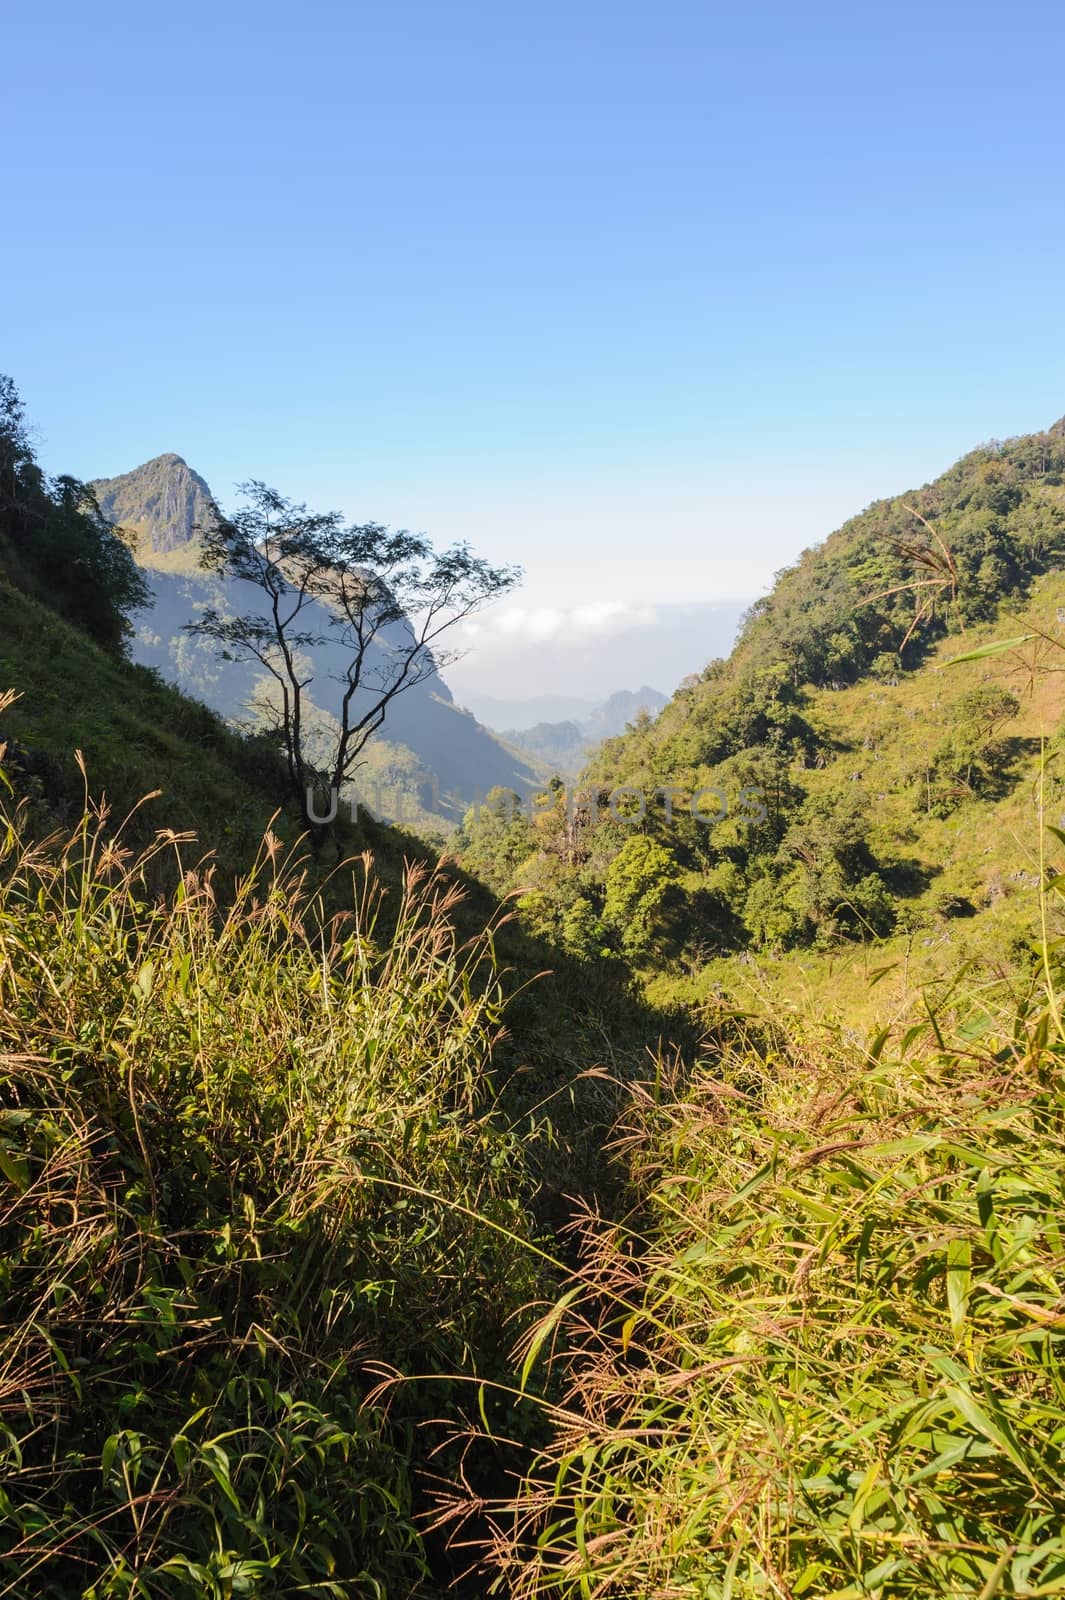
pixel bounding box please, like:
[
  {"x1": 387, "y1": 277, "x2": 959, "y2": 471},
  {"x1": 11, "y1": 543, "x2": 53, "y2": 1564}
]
[
  {"x1": 486, "y1": 686, "x2": 669, "y2": 778},
  {"x1": 91, "y1": 455, "x2": 545, "y2": 827},
  {"x1": 460, "y1": 692, "x2": 602, "y2": 730}
]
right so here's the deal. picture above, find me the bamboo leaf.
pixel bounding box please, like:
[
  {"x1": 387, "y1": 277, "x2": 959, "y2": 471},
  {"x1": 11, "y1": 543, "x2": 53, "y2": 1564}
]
[
  {"x1": 942, "y1": 634, "x2": 1034, "y2": 666},
  {"x1": 947, "y1": 1237, "x2": 971, "y2": 1339}
]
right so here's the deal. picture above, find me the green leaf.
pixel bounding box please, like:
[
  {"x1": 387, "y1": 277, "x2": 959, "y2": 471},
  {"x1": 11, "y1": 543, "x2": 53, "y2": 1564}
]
[
  {"x1": 942, "y1": 634, "x2": 1034, "y2": 666},
  {"x1": 0, "y1": 1146, "x2": 29, "y2": 1192},
  {"x1": 944, "y1": 1385, "x2": 1028, "y2": 1476},
  {"x1": 947, "y1": 1236, "x2": 971, "y2": 1339},
  {"x1": 519, "y1": 1287, "x2": 580, "y2": 1392},
  {"x1": 975, "y1": 1545, "x2": 1015, "y2": 1600}
]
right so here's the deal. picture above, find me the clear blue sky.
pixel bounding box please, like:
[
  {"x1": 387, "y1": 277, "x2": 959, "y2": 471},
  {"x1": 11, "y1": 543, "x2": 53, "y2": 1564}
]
[{"x1": 6, "y1": 0, "x2": 1065, "y2": 634}]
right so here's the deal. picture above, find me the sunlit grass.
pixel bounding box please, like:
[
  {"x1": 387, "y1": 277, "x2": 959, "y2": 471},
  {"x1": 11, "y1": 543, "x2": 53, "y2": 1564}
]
[
  {"x1": 0, "y1": 713, "x2": 548, "y2": 1597},
  {"x1": 468, "y1": 995, "x2": 1065, "y2": 1597}
]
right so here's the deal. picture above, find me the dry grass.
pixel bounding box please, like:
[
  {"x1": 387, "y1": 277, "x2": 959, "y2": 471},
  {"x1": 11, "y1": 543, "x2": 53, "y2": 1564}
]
[
  {"x1": 464, "y1": 1002, "x2": 1065, "y2": 1598},
  {"x1": 0, "y1": 716, "x2": 548, "y2": 1597}
]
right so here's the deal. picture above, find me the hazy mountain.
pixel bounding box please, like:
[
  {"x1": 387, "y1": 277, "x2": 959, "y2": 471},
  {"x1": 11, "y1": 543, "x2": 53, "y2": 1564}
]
[
  {"x1": 467, "y1": 685, "x2": 667, "y2": 738},
  {"x1": 498, "y1": 685, "x2": 669, "y2": 778},
  {"x1": 458, "y1": 692, "x2": 600, "y2": 731},
  {"x1": 585, "y1": 685, "x2": 668, "y2": 739},
  {"x1": 92, "y1": 455, "x2": 543, "y2": 824},
  {"x1": 499, "y1": 720, "x2": 589, "y2": 777}
]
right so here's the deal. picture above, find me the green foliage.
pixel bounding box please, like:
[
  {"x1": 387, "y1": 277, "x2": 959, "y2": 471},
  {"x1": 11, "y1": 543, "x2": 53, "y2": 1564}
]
[
  {"x1": 924, "y1": 684, "x2": 1022, "y2": 814},
  {"x1": 745, "y1": 789, "x2": 897, "y2": 947},
  {"x1": 0, "y1": 375, "x2": 149, "y2": 651},
  {"x1": 481, "y1": 989, "x2": 1065, "y2": 1598},
  {"x1": 733, "y1": 433, "x2": 1065, "y2": 689},
  {"x1": 0, "y1": 791, "x2": 548, "y2": 1597},
  {"x1": 456, "y1": 787, "x2": 534, "y2": 892},
  {"x1": 603, "y1": 835, "x2": 680, "y2": 958},
  {"x1": 558, "y1": 895, "x2": 607, "y2": 958}
]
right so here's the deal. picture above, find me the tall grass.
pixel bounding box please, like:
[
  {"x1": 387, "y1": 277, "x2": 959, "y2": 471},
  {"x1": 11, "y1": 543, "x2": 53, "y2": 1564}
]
[
  {"x1": 0, "y1": 722, "x2": 548, "y2": 1597},
  {"x1": 471, "y1": 996, "x2": 1065, "y2": 1596}
]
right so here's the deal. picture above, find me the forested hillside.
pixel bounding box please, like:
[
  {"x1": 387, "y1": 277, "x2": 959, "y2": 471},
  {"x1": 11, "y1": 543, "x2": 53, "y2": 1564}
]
[{"x1": 458, "y1": 419, "x2": 1065, "y2": 1001}]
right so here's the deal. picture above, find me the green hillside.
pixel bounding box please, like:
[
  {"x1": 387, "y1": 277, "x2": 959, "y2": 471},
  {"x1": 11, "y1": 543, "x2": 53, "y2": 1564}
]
[
  {"x1": 0, "y1": 578, "x2": 284, "y2": 863},
  {"x1": 458, "y1": 419, "x2": 1065, "y2": 1008},
  {"x1": 0, "y1": 379, "x2": 676, "y2": 1596}
]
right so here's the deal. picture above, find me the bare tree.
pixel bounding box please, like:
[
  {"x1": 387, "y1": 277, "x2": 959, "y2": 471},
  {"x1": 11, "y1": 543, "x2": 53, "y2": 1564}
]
[{"x1": 189, "y1": 481, "x2": 519, "y2": 832}]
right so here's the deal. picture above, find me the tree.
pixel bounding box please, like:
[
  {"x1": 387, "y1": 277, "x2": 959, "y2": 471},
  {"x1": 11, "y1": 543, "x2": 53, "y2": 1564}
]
[
  {"x1": 927, "y1": 683, "x2": 1020, "y2": 804},
  {"x1": 0, "y1": 373, "x2": 149, "y2": 652},
  {"x1": 603, "y1": 835, "x2": 679, "y2": 959},
  {"x1": 560, "y1": 895, "x2": 607, "y2": 958},
  {"x1": 191, "y1": 481, "x2": 520, "y2": 833},
  {"x1": 457, "y1": 788, "x2": 534, "y2": 893}
]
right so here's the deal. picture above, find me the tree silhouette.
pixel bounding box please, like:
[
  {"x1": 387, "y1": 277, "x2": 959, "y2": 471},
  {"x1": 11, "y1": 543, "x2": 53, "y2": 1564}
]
[{"x1": 190, "y1": 481, "x2": 519, "y2": 833}]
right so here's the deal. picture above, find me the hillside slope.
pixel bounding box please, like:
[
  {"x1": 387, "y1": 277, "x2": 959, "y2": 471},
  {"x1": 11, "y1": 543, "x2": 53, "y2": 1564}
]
[{"x1": 458, "y1": 417, "x2": 1065, "y2": 997}]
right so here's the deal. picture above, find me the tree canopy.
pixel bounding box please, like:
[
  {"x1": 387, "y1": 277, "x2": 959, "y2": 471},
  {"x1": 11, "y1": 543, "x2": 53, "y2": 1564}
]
[{"x1": 0, "y1": 375, "x2": 149, "y2": 651}]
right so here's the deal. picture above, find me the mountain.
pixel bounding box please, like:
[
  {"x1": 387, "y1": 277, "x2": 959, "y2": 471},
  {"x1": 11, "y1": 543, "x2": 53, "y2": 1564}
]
[
  {"x1": 498, "y1": 685, "x2": 669, "y2": 777},
  {"x1": 92, "y1": 455, "x2": 544, "y2": 825},
  {"x1": 458, "y1": 691, "x2": 600, "y2": 730},
  {"x1": 499, "y1": 719, "x2": 589, "y2": 777},
  {"x1": 91, "y1": 453, "x2": 216, "y2": 563},
  {"x1": 585, "y1": 685, "x2": 668, "y2": 739}
]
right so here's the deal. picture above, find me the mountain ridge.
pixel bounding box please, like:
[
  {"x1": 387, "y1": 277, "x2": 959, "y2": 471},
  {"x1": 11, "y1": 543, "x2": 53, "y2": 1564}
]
[{"x1": 499, "y1": 685, "x2": 669, "y2": 777}]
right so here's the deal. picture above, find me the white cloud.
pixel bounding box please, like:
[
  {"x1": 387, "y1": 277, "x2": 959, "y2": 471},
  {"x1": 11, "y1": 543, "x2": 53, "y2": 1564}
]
[{"x1": 459, "y1": 600, "x2": 658, "y2": 649}]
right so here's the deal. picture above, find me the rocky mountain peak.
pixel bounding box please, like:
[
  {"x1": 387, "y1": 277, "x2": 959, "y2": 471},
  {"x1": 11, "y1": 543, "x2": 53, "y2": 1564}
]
[{"x1": 91, "y1": 453, "x2": 216, "y2": 559}]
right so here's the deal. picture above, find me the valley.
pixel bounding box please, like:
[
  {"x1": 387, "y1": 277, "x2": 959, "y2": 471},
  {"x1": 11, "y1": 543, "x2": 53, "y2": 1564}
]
[{"x1": 3, "y1": 393, "x2": 1065, "y2": 1599}]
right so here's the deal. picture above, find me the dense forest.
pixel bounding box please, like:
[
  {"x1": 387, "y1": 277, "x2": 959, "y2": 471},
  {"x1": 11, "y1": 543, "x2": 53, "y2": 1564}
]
[{"x1": 3, "y1": 378, "x2": 1065, "y2": 1598}]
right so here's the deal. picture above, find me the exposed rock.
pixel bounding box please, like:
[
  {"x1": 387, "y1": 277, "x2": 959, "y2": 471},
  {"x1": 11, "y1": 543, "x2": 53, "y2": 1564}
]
[{"x1": 91, "y1": 454, "x2": 216, "y2": 558}]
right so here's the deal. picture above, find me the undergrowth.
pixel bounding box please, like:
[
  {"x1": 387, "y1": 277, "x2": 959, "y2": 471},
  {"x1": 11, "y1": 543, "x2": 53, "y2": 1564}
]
[
  {"x1": 0, "y1": 711, "x2": 552, "y2": 1597},
  {"x1": 466, "y1": 989, "x2": 1065, "y2": 1597}
]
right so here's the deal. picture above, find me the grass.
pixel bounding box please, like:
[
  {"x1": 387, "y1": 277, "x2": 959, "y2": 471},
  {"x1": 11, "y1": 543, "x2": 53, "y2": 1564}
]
[
  {"x1": 0, "y1": 577, "x2": 289, "y2": 868},
  {"x1": 0, "y1": 718, "x2": 554, "y2": 1597},
  {"x1": 459, "y1": 955, "x2": 1065, "y2": 1597}
]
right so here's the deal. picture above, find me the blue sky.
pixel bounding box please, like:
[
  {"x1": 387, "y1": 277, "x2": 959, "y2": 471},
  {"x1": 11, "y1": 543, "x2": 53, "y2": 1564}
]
[{"x1": 5, "y1": 0, "x2": 1065, "y2": 691}]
